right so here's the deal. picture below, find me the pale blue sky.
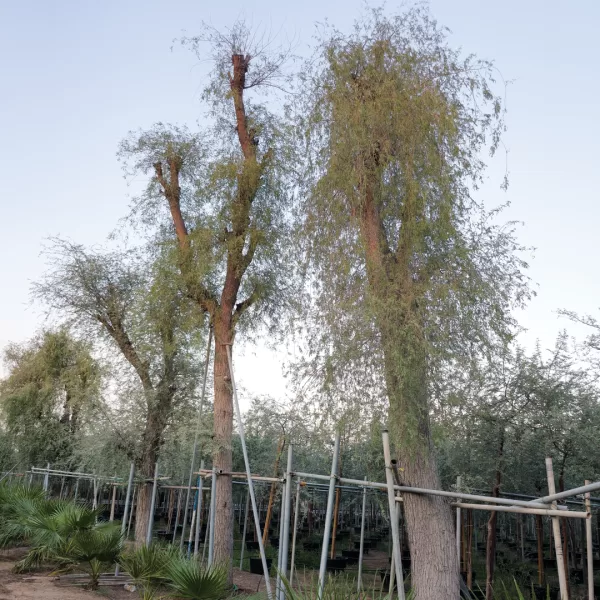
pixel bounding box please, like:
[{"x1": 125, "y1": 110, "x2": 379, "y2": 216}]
[{"x1": 1, "y1": 1, "x2": 598, "y2": 395}]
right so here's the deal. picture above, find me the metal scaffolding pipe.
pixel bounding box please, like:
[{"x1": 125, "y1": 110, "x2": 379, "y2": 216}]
[
  {"x1": 317, "y1": 433, "x2": 340, "y2": 600},
  {"x1": 585, "y1": 481, "x2": 593, "y2": 600},
  {"x1": 289, "y1": 480, "x2": 301, "y2": 586},
  {"x1": 145, "y1": 462, "x2": 159, "y2": 546},
  {"x1": 453, "y1": 503, "x2": 588, "y2": 518},
  {"x1": 239, "y1": 490, "x2": 250, "y2": 569},
  {"x1": 278, "y1": 444, "x2": 293, "y2": 600},
  {"x1": 546, "y1": 458, "x2": 568, "y2": 600},
  {"x1": 115, "y1": 463, "x2": 135, "y2": 577},
  {"x1": 382, "y1": 430, "x2": 405, "y2": 600},
  {"x1": 226, "y1": 345, "x2": 272, "y2": 600},
  {"x1": 357, "y1": 476, "x2": 367, "y2": 592},
  {"x1": 181, "y1": 329, "x2": 212, "y2": 550},
  {"x1": 208, "y1": 468, "x2": 217, "y2": 566},
  {"x1": 533, "y1": 480, "x2": 600, "y2": 505}
]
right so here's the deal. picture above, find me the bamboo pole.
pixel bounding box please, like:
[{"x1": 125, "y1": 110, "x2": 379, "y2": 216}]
[{"x1": 546, "y1": 458, "x2": 568, "y2": 600}]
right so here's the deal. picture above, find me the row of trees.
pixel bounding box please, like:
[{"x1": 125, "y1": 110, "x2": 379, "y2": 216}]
[{"x1": 1, "y1": 8, "x2": 596, "y2": 599}]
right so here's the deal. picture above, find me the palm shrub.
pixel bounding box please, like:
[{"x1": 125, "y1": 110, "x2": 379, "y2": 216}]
[
  {"x1": 0, "y1": 484, "x2": 122, "y2": 587},
  {"x1": 119, "y1": 543, "x2": 179, "y2": 598},
  {"x1": 165, "y1": 557, "x2": 227, "y2": 600}
]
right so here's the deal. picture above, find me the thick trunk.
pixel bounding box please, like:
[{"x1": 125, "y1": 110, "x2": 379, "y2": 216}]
[
  {"x1": 401, "y1": 449, "x2": 458, "y2": 598},
  {"x1": 212, "y1": 315, "x2": 234, "y2": 574},
  {"x1": 384, "y1": 333, "x2": 459, "y2": 600},
  {"x1": 134, "y1": 450, "x2": 157, "y2": 546}
]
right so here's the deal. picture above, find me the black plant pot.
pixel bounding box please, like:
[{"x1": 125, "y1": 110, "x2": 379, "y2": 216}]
[
  {"x1": 249, "y1": 558, "x2": 272, "y2": 574},
  {"x1": 569, "y1": 568, "x2": 584, "y2": 584},
  {"x1": 326, "y1": 558, "x2": 347, "y2": 573}
]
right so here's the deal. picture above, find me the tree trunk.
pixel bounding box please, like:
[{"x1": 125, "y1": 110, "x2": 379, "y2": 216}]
[
  {"x1": 212, "y1": 314, "x2": 234, "y2": 574},
  {"x1": 383, "y1": 328, "x2": 459, "y2": 600},
  {"x1": 536, "y1": 515, "x2": 544, "y2": 586},
  {"x1": 401, "y1": 452, "x2": 458, "y2": 598},
  {"x1": 485, "y1": 430, "x2": 504, "y2": 600}
]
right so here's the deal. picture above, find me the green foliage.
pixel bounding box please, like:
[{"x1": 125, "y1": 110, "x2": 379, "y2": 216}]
[
  {"x1": 0, "y1": 483, "x2": 122, "y2": 588},
  {"x1": 119, "y1": 543, "x2": 178, "y2": 597},
  {"x1": 165, "y1": 557, "x2": 228, "y2": 600},
  {"x1": 292, "y1": 5, "x2": 531, "y2": 448},
  {"x1": 0, "y1": 329, "x2": 100, "y2": 469}
]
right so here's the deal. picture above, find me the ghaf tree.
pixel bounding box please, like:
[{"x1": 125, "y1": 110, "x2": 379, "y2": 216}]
[
  {"x1": 119, "y1": 23, "x2": 292, "y2": 567},
  {"x1": 297, "y1": 9, "x2": 529, "y2": 599}
]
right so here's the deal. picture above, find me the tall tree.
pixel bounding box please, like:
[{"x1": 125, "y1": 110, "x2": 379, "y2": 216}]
[
  {"x1": 0, "y1": 329, "x2": 99, "y2": 469},
  {"x1": 118, "y1": 23, "x2": 292, "y2": 568},
  {"x1": 34, "y1": 240, "x2": 201, "y2": 544},
  {"x1": 296, "y1": 8, "x2": 529, "y2": 598}
]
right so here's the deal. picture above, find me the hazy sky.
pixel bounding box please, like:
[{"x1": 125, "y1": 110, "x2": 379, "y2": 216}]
[{"x1": 1, "y1": 0, "x2": 598, "y2": 399}]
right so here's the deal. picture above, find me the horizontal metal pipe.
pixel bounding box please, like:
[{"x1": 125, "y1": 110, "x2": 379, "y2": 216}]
[
  {"x1": 531, "y1": 480, "x2": 600, "y2": 505},
  {"x1": 294, "y1": 472, "x2": 550, "y2": 508},
  {"x1": 454, "y1": 502, "x2": 589, "y2": 519},
  {"x1": 197, "y1": 469, "x2": 282, "y2": 483}
]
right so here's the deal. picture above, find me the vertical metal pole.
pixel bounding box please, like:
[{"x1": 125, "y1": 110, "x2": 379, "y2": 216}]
[
  {"x1": 115, "y1": 463, "x2": 135, "y2": 576},
  {"x1": 172, "y1": 489, "x2": 182, "y2": 544},
  {"x1": 207, "y1": 468, "x2": 217, "y2": 565},
  {"x1": 456, "y1": 476, "x2": 462, "y2": 565},
  {"x1": 585, "y1": 480, "x2": 593, "y2": 600},
  {"x1": 145, "y1": 462, "x2": 159, "y2": 546},
  {"x1": 181, "y1": 330, "x2": 212, "y2": 549},
  {"x1": 276, "y1": 488, "x2": 286, "y2": 600},
  {"x1": 357, "y1": 477, "x2": 367, "y2": 592},
  {"x1": 226, "y1": 345, "x2": 273, "y2": 600},
  {"x1": 317, "y1": 433, "x2": 341, "y2": 600},
  {"x1": 382, "y1": 430, "x2": 405, "y2": 600},
  {"x1": 74, "y1": 478, "x2": 79, "y2": 501},
  {"x1": 194, "y1": 465, "x2": 205, "y2": 558},
  {"x1": 280, "y1": 444, "x2": 294, "y2": 598},
  {"x1": 43, "y1": 462, "x2": 50, "y2": 495},
  {"x1": 240, "y1": 489, "x2": 250, "y2": 569},
  {"x1": 110, "y1": 484, "x2": 117, "y2": 522},
  {"x1": 290, "y1": 480, "x2": 301, "y2": 586},
  {"x1": 546, "y1": 458, "x2": 568, "y2": 600},
  {"x1": 92, "y1": 478, "x2": 98, "y2": 509},
  {"x1": 127, "y1": 485, "x2": 135, "y2": 538}
]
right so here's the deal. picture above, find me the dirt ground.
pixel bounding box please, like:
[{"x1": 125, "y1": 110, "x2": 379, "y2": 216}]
[
  {"x1": 0, "y1": 548, "x2": 270, "y2": 600},
  {"x1": 0, "y1": 548, "x2": 391, "y2": 599}
]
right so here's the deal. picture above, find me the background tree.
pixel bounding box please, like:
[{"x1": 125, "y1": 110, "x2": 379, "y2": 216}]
[
  {"x1": 0, "y1": 329, "x2": 99, "y2": 470},
  {"x1": 294, "y1": 8, "x2": 530, "y2": 598},
  {"x1": 33, "y1": 240, "x2": 203, "y2": 544},
  {"x1": 118, "y1": 22, "x2": 293, "y2": 568}
]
